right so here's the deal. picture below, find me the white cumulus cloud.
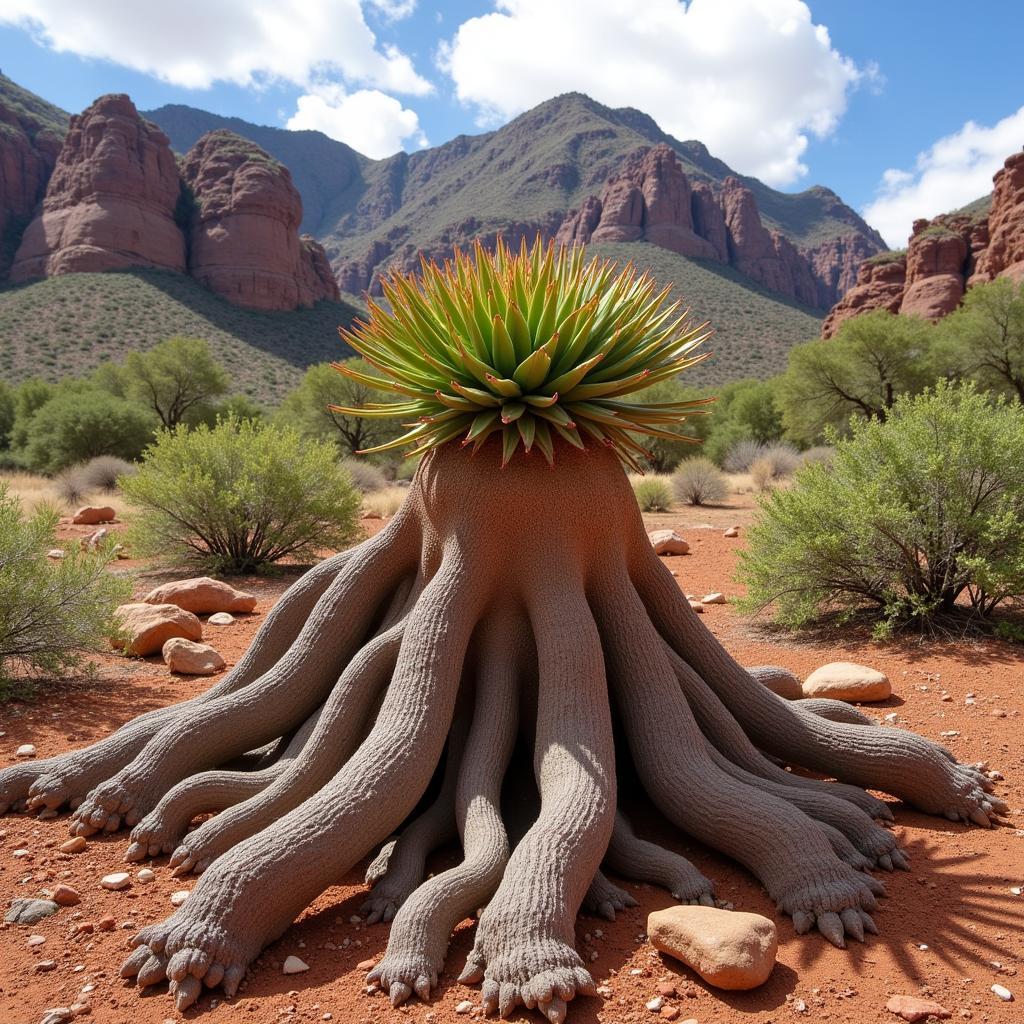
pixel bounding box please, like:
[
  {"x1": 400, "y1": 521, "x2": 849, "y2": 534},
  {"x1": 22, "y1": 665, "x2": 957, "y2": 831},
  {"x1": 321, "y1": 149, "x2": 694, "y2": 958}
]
[
  {"x1": 439, "y1": 0, "x2": 864, "y2": 187},
  {"x1": 287, "y1": 85, "x2": 427, "y2": 157},
  {"x1": 0, "y1": 0, "x2": 432, "y2": 94},
  {"x1": 862, "y1": 106, "x2": 1024, "y2": 248}
]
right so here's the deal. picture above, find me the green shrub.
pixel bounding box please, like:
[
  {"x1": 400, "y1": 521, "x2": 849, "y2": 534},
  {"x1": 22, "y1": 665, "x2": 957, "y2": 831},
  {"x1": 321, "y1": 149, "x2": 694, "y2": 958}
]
[
  {"x1": 633, "y1": 476, "x2": 673, "y2": 512},
  {"x1": 737, "y1": 382, "x2": 1024, "y2": 633},
  {"x1": 0, "y1": 381, "x2": 14, "y2": 450},
  {"x1": 340, "y1": 459, "x2": 388, "y2": 494},
  {"x1": 122, "y1": 416, "x2": 362, "y2": 574},
  {"x1": 0, "y1": 484, "x2": 130, "y2": 694},
  {"x1": 672, "y1": 457, "x2": 729, "y2": 506},
  {"x1": 20, "y1": 390, "x2": 157, "y2": 473}
]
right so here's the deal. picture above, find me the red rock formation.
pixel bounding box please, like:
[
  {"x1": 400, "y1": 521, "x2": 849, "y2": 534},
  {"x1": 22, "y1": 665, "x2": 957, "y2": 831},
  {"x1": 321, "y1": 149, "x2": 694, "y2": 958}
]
[
  {"x1": 805, "y1": 233, "x2": 881, "y2": 309},
  {"x1": 899, "y1": 219, "x2": 969, "y2": 319},
  {"x1": 554, "y1": 195, "x2": 602, "y2": 247},
  {"x1": 182, "y1": 130, "x2": 338, "y2": 310},
  {"x1": 972, "y1": 151, "x2": 1024, "y2": 283},
  {"x1": 690, "y1": 183, "x2": 728, "y2": 262},
  {"x1": 0, "y1": 101, "x2": 62, "y2": 276},
  {"x1": 10, "y1": 94, "x2": 186, "y2": 281},
  {"x1": 820, "y1": 254, "x2": 907, "y2": 338},
  {"x1": 719, "y1": 178, "x2": 818, "y2": 306}
]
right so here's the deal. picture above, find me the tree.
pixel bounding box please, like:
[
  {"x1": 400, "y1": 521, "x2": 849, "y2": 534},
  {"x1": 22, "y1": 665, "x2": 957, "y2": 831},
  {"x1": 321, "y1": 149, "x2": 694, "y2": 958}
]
[
  {"x1": 738, "y1": 381, "x2": 1024, "y2": 630},
  {"x1": 778, "y1": 311, "x2": 937, "y2": 444},
  {"x1": 936, "y1": 277, "x2": 1024, "y2": 401},
  {"x1": 19, "y1": 388, "x2": 157, "y2": 473},
  {"x1": 124, "y1": 337, "x2": 229, "y2": 429},
  {"x1": 275, "y1": 359, "x2": 405, "y2": 458},
  {"x1": 7, "y1": 378, "x2": 53, "y2": 453},
  {"x1": 0, "y1": 381, "x2": 14, "y2": 452},
  {"x1": 0, "y1": 240, "x2": 998, "y2": 1020},
  {"x1": 702, "y1": 377, "x2": 785, "y2": 465}
]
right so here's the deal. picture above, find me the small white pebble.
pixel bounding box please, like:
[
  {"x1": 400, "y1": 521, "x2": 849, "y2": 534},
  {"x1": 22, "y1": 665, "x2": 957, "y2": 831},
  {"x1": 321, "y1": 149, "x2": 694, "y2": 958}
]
[
  {"x1": 941, "y1": 730, "x2": 960, "y2": 738},
  {"x1": 647, "y1": 997, "x2": 665, "y2": 1012},
  {"x1": 455, "y1": 1000, "x2": 474, "y2": 1014},
  {"x1": 170, "y1": 890, "x2": 190, "y2": 906},
  {"x1": 991, "y1": 985, "x2": 1013, "y2": 1001},
  {"x1": 27, "y1": 934, "x2": 46, "y2": 946},
  {"x1": 594, "y1": 929, "x2": 603, "y2": 938},
  {"x1": 16, "y1": 744, "x2": 37, "y2": 757},
  {"x1": 136, "y1": 868, "x2": 155, "y2": 883},
  {"x1": 349, "y1": 914, "x2": 361, "y2": 925},
  {"x1": 919, "y1": 943, "x2": 929, "y2": 950},
  {"x1": 208, "y1": 612, "x2": 234, "y2": 625},
  {"x1": 597, "y1": 986, "x2": 613, "y2": 998},
  {"x1": 100, "y1": 872, "x2": 130, "y2": 890},
  {"x1": 884, "y1": 713, "x2": 899, "y2": 723},
  {"x1": 12, "y1": 849, "x2": 29, "y2": 858},
  {"x1": 282, "y1": 955, "x2": 309, "y2": 975},
  {"x1": 630, "y1": 968, "x2": 644, "y2": 976},
  {"x1": 1011, "y1": 887, "x2": 1022, "y2": 896}
]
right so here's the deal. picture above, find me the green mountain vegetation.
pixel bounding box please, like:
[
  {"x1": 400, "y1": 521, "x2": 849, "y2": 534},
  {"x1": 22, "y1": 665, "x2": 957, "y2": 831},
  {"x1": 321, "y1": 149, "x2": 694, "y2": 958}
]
[
  {"x1": 588, "y1": 242, "x2": 823, "y2": 386},
  {"x1": 0, "y1": 71, "x2": 69, "y2": 136},
  {"x1": 0, "y1": 270, "x2": 359, "y2": 403}
]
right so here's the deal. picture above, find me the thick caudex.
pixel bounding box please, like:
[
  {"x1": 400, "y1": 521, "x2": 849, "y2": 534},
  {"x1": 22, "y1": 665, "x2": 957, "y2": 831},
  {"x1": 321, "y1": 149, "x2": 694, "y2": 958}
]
[{"x1": 0, "y1": 240, "x2": 1003, "y2": 1021}]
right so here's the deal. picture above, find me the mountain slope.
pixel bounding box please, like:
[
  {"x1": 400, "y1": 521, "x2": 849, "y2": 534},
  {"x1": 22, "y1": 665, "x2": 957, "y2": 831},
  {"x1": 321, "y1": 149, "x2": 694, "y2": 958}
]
[
  {"x1": 589, "y1": 242, "x2": 822, "y2": 385},
  {"x1": 0, "y1": 270, "x2": 358, "y2": 402}
]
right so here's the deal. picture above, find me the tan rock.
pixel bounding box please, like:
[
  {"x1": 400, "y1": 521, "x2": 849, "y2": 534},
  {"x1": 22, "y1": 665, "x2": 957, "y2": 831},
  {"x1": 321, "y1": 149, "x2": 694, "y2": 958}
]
[
  {"x1": 47, "y1": 549, "x2": 65, "y2": 559},
  {"x1": 111, "y1": 603, "x2": 202, "y2": 657},
  {"x1": 208, "y1": 612, "x2": 234, "y2": 626},
  {"x1": 886, "y1": 995, "x2": 952, "y2": 1022},
  {"x1": 649, "y1": 530, "x2": 689, "y2": 556},
  {"x1": 51, "y1": 885, "x2": 80, "y2": 906},
  {"x1": 748, "y1": 665, "x2": 803, "y2": 701},
  {"x1": 162, "y1": 638, "x2": 226, "y2": 676},
  {"x1": 142, "y1": 576, "x2": 256, "y2": 615},
  {"x1": 723, "y1": 526, "x2": 739, "y2": 538},
  {"x1": 59, "y1": 837, "x2": 87, "y2": 854},
  {"x1": 688, "y1": 601, "x2": 704, "y2": 613},
  {"x1": 71, "y1": 506, "x2": 115, "y2": 525},
  {"x1": 80, "y1": 527, "x2": 107, "y2": 552},
  {"x1": 648, "y1": 906, "x2": 777, "y2": 990},
  {"x1": 802, "y1": 662, "x2": 891, "y2": 702},
  {"x1": 702, "y1": 592, "x2": 726, "y2": 604}
]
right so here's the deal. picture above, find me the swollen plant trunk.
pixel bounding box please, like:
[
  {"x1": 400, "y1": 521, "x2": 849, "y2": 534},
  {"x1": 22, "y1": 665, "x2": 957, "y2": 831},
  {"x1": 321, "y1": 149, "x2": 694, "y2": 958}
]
[{"x1": 0, "y1": 438, "x2": 1004, "y2": 1022}]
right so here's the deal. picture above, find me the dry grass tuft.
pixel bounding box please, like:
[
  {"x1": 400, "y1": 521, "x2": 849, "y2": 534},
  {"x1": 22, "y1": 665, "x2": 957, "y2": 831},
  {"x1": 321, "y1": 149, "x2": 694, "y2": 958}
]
[{"x1": 361, "y1": 486, "x2": 409, "y2": 519}]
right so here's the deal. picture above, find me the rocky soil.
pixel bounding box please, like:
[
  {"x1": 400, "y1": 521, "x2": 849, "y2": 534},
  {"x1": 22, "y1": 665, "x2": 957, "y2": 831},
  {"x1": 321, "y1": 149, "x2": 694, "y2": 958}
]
[{"x1": 1, "y1": 508, "x2": 1021, "y2": 1024}]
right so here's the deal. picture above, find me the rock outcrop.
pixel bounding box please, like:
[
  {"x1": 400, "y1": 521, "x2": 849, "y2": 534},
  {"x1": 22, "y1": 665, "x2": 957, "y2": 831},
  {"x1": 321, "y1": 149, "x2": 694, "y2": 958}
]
[
  {"x1": 823, "y1": 149, "x2": 1024, "y2": 334},
  {"x1": 181, "y1": 130, "x2": 339, "y2": 310},
  {"x1": 972, "y1": 151, "x2": 1024, "y2": 284},
  {"x1": 821, "y1": 253, "x2": 907, "y2": 338},
  {"x1": 10, "y1": 94, "x2": 186, "y2": 281},
  {"x1": 0, "y1": 94, "x2": 63, "y2": 276}
]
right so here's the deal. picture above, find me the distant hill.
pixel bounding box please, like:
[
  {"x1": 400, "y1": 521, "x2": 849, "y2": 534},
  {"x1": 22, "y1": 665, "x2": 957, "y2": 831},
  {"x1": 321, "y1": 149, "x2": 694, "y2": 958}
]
[
  {"x1": 0, "y1": 270, "x2": 359, "y2": 402},
  {"x1": 588, "y1": 242, "x2": 823, "y2": 385},
  {"x1": 0, "y1": 72, "x2": 69, "y2": 136}
]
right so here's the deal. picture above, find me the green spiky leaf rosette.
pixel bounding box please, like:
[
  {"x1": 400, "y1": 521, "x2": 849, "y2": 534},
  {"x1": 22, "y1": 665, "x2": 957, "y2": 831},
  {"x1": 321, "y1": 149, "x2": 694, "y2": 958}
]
[{"x1": 333, "y1": 238, "x2": 713, "y2": 471}]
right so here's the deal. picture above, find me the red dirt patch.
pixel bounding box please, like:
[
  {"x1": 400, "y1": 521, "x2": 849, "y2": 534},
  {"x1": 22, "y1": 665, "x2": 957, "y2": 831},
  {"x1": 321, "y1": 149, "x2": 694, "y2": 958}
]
[{"x1": 1, "y1": 515, "x2": 1021, "y2": 1024}]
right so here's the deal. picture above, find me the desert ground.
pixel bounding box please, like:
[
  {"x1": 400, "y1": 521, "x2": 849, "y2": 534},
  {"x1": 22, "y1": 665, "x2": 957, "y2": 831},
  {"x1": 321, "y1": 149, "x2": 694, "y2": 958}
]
[{"x1": 1, "y1": 498, "x2": 1021, "y2": 1024}]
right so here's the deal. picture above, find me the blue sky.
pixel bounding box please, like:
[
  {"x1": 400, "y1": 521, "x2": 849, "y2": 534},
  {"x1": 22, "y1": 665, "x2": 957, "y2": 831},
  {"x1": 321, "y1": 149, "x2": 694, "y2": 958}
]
[{"x1": 2, "y1": 1, "x2": 1022, "y2": 246}]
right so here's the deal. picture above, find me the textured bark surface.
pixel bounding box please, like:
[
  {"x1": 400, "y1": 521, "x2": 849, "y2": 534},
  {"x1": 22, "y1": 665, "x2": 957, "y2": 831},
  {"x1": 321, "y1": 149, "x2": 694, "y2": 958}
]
[{"x1": 0, "y1": 440, "x2": 1003, "y2": 1020}]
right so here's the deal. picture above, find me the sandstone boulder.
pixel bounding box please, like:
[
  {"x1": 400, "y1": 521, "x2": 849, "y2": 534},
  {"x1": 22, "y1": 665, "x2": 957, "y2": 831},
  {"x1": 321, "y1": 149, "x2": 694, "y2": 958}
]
[
  {"x1": 973, "y1": 151, "x2": 1024, "y2": 283},
  {"x1": 886, "y1": 995, "x2": 951, "y2": 1022},
  {"x1": 748, "y1": 665, "x2": 802, "y2": 700},
  {"x1": 142, "y1": 576, "x2": 256, "y2": 614},
  {"x1": 72, "y1": 506, "x2": 115, "y2": 525},
  {"x1": 899, "y1": 221, "x2": 968, "y2": 320},
  {"x1": 821, "y1": 254, "x2": 907, "y2": 337},
  {"x1": 111, "y1": 603, "x2": 202, "y2": 657},
  {"x1": 10, "y1": 94, "x2": 185, "y2": 281},
  {"x1": 162, "y1": 638, "x2": 226, "y2": 676},
  {"x1": 649, "y1": 530, "x2": 690, "y2": 556},
  {"x1": 802, "y1": 662, "x2": 891, "y2": 702},
  {"x1": 181, "y1": 130, "x2": 339, "y2": 311},
  {"x1": 648, "y1": 906, "x2": 777, "y2": 990}
]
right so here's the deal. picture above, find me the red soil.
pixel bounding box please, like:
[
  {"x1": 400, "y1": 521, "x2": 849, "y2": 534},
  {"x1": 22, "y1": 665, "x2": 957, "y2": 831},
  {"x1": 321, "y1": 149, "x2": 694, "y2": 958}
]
[{"x1": 1, "y1": 509, "x2": 1022, "y2": 1024}]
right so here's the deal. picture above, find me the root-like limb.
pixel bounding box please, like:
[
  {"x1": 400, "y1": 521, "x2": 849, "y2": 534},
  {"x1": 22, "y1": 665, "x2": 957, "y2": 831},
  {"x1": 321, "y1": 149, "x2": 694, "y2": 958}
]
[
  {"x1": 362, "y1": 698, "x2": 467, "y2": 924},
  {"x1": 603, "y1": 811, "x2": 714, "y2": 905},
  {"x1": 72, "y1": 527, "x2": 418, "y2": 836},
  {"x1": 460, "y1": 583, "x2": 615, "y2": 1023},
  {"x1": 581, "y1": 869, "x2": 638, "y2": 921},
  {"x1": 798, "y1": 698, "x2": 881, "y2": 727},
  {"x1": 123, "y1": 559, "x2": 480, "y2": 1010},
  {"x1": 634, "y1": 554, "x2": 1006, "y2": 826},
  {"x1": 369, "y1": 607, "x2": 521, "y2": 1006},
  {"x1": 167, "y1": 614, "x2": 408, "y2": 876},
  {"x1": 597, "y1": 579, "x2": 880, "y2": 948},
  {"x1": 125, "y1": 706, "x2": 325, "y2": 862},
  {"x1": 1, "y1": 547, "x2": 357, "y2": 816}
]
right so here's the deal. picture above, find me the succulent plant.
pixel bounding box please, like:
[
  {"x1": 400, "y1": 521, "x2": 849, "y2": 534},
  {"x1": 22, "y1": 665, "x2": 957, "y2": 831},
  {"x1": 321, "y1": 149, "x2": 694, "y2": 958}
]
[{"x1": 333, "y1": 237, "x2": 713, "y2": 470}]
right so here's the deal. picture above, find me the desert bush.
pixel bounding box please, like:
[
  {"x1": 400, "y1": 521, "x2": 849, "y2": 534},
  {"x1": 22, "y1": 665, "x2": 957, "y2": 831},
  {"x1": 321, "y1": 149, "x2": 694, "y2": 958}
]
[
  {"x1": 632, "y1": 476, "x2": 673, "y2": 512},
  {"x1": 80, "y1": 455, "x2": 137, "y2": 492},
  {"x1": 19, "y1": 390, "x2": 157, "y2": 473},
  {"x1": 737, "y1": 381, "x2": 1024, "y2": 633},
  {"x1": 672, "y1": 458, "x2": 729, "y2": 506},
  {"x1": 53, "y1": 465, "x2": 92, "y2": 506},
  {"x1": 122, "y1": 416, "x2": 362, "y2": 574},
  {"x1": 341, "y1": 458, "x2": 388, "y2": 494},
  {"x1": 722, "y1": 438, "x2": 767, "y2": 473},
  {"x1": 800, "y1": 445, "x2": 835, "y2": 466},
  {"x1": 0, "y1": 483, "x2": 130, "y2": 693}
]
